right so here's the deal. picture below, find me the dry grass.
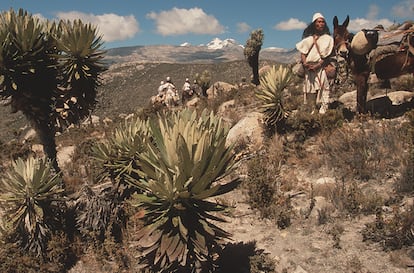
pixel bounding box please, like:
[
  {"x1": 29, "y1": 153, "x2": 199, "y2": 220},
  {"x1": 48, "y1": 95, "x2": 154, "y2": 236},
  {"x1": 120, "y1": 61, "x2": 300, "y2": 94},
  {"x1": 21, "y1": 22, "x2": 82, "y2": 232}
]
[{"x1": 318, "y1": 120, "x2": 405, "y2": 181}]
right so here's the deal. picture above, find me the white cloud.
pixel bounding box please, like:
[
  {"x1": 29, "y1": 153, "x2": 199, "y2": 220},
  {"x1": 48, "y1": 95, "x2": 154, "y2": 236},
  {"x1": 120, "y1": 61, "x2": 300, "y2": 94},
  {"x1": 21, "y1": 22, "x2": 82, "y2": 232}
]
[
  {"x1": 392, "y1": 0, "x2": 414, "y2": 18},
  {"x1": 348, "y1": 18, "x2": 394, "y2": 32},
  {"x1": 274, "y1": 18, "x2": 307, "y2": 31},
  {"x1": 146, "y1": 7, "x2": 225, "y2": 35},
  {"x1": 55, "y1": 11, "x2": 140, "y2": 42},
  {"x1": 237, "y1": 22, "x2": 251, "y2": 33},
  {"x1": 346, "y1": 4, "x2": 394, "y2": 32}
]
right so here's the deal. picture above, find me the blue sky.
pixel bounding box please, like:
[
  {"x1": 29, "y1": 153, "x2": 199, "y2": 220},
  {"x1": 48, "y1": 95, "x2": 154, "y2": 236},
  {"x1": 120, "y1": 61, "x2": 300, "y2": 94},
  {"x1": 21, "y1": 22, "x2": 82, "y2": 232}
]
[{"x1": 0, "y1": 1, "x2": 412, "y2": 50}]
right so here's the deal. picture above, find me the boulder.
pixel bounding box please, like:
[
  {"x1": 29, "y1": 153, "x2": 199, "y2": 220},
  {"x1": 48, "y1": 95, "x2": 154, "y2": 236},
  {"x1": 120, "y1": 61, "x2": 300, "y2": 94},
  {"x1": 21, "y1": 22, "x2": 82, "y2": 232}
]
[
  {"x1": 337, "y1": 90, "x2": 357, "y2": 111},
  {"x1": 226, "y1": 112, "x2": 264, "y2": 149},
  {"x1": 57, "y1": 145, "x2": 76, "y2": 168},
  {"x1": 338, "y1": 90, "x2": 414, "y2": 115},
  {"x1": 185, "y1": 96, "x2": 200, "y2": 107},
  {"x1": 22, "y1": 128, "x2": 36, "y2": 143},
  {"x1": 206, "y1": 81, "x2": 237, "y2": 98},
  {"x1": 217, "y1": 99, "x2": 236, "y2": 116},
  {"x1": 387, "y1": 90, "x2": 414, "y2": 105},
  {"x1": 259, "y1": 65, "x2": 272, "y2": 77}
]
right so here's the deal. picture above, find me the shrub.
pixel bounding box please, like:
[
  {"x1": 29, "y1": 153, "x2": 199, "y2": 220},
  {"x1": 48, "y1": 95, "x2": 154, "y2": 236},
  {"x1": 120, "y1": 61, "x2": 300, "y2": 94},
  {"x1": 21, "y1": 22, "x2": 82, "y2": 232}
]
[
  {"x1": 320, "y1": 122, "x2": 403, "y2": 181},
  {"x1": 92, "y1": 117, "x2": 150, "y2": 199},
  {"x1": 362, "y1": 205, "x2": 414, "y2": 250},
  {"x1": 285, "y1": 110, "x2": 322, "y2": 142},
  {"x1": 396, "y1": 110, "x2": 414, "y2": 193},
  {"x1": 75, "y1": 117, "x2": 151, "y2": 245},
  {"x1": 244, "y1": 149, "x2": 293, "y2": 229}
]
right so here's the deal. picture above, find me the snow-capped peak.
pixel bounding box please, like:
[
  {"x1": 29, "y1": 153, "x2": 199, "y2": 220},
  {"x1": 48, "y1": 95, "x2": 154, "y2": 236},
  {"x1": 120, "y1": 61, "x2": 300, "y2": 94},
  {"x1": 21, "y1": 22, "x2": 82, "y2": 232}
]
[
  {"x1": 206, "y1": 38, "x2": 240, "y2": 49},
  {"x1": 263, "y1": 47, "x2": 289, "y2": 53},
  {"x1": 180, "y1": 42, "x2": 191, "y2": 47}
]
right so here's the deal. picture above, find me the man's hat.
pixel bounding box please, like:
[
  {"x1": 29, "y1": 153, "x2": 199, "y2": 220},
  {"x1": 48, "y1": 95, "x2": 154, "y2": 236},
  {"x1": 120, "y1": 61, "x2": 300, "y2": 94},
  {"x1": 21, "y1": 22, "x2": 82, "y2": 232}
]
[{"x1": 312, "y1": 12, "x2": 325, "y2": 23}]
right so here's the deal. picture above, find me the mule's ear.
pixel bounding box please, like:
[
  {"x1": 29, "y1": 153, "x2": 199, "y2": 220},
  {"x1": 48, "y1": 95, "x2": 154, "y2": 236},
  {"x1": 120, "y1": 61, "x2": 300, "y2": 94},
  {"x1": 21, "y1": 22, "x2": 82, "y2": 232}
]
[
  {"x1": 333, "y1": 16, "x2": 338, "y2": 27},
  {"x1": 343, "y1": 15, "x2": 350, "y2": 27}
]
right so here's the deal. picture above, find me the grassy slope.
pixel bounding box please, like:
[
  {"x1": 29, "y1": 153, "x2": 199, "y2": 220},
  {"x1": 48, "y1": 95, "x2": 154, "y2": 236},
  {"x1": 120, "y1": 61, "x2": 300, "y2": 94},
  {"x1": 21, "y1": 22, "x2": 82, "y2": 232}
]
[{"x1": 0, "y1": 60, "x2": 280, "y2": 143}]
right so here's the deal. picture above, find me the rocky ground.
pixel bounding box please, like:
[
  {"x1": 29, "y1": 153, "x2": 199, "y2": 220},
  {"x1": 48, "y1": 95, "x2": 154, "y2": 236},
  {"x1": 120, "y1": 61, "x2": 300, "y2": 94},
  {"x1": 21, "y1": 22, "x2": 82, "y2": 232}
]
[{"x1": 2, "y1": 61, "x2": 414, "y2": 273}]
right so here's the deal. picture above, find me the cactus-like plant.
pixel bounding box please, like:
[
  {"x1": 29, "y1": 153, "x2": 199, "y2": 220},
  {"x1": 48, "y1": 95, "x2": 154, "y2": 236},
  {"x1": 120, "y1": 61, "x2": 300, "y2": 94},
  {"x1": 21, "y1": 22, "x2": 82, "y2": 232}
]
[
  {"x1": 92, "y1": 117, "x2": 150, "y2": 197},
  {"x1": 128, "y1": 109, "x2": 240, "y2": 273},
  {"x1": 256, "y1": 65, "x2": 293, "y2": 131},
  {"x1": 0, "y1": 157, "x2": 64, "y2": 257},
  {"x1": 74, "y1": 118, "x2": 150, "y2": 243},
  {"x1": 244, "y1": 29, "x2": 264, "y2": 85},
  {"x1": 0, "y1": 9, "x2": 106, "y2": 172},
  {"x1": 53, "y1": 19, "x2": 107, "y2": 127},
  {"x1": 194, "y1": 70, "x2": 211, "y2": 97}
]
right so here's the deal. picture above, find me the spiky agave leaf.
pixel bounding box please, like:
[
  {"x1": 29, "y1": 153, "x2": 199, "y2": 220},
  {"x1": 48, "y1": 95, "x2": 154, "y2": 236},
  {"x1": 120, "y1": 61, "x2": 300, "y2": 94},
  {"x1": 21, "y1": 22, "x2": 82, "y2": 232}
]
[
  {"x1": 92, "y1": 117, "x2": 149, "y2": 186},
  {"x1": 0, "y1": 9, "x2": 107, "y2": 173},
  {"x1": 128, "y1": 109, "x2": 240, "y2": 273},
  {"x1": 0, "y1": 8, "x2": 58, "y2": 115},
  {"x1": 78, "y1": 118, "x2": 149, "y2": 243},
  {"x1": 0, "y1": 9, "x2": 63, "y2": 172},
  {"x1": 0, "y1": 156, "x2": 64, "y2": 257},
  {"x1": 256, "y1": 65, "x2": 293, "y2": 129},
  {"x1": 53, "y1": 19, "x2": 107, "y2": 127}
]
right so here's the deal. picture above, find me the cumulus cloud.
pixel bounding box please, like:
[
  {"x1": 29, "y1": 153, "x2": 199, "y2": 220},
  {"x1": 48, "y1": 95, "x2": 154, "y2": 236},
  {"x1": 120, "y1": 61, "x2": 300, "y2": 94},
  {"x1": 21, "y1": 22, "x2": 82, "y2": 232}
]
[
  {"x1": 348, "y1": 18, "x2": 394, "y2": 32},
  {"x1": 146, "y1": 7, "x2": 225, "y2": 35},
  {"x1": 392, "y1": 0, "x2": 414, "y2": 18},
  {"x1": 237, "y1": 22, "x2": 251, "y2": 33},
  {"x1": 55, "y1": 11, "x2": 140, "y2": 42},
  {"x1": 274, "y1": 18, "x2": 307, "y2": 31},
  {"x1": 345, "y1": 5, "x2": 393, "y2": 32}
]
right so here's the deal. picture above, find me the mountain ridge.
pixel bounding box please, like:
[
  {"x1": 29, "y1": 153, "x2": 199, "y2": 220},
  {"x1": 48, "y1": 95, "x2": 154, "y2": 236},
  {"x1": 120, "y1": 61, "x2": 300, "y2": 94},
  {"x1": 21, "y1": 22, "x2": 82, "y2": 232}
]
[{"x1": 104, "y1": 37, "x2": 299, "y2": 64}]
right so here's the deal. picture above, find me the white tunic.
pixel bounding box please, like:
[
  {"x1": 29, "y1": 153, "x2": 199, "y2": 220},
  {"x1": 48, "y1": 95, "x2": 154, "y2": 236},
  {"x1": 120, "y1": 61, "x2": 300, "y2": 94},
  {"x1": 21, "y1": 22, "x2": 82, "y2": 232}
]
[{"x1": 296, "y1": 34, "x2": 334, "y2": 94}]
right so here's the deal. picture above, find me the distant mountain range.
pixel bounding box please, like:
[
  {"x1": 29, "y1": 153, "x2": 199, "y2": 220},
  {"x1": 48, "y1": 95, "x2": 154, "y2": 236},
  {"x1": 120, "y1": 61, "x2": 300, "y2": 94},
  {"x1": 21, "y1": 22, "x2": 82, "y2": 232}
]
[{"x1": 104, "y1": 37, "x2": 299, "y2": 65}]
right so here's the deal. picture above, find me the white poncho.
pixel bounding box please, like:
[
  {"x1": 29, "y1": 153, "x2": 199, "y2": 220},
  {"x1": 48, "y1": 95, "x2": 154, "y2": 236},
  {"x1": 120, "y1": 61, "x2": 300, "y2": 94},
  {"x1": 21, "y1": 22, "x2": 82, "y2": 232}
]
[{"x1": 295, "y1": 34, "x2": 334, "y2": 94}]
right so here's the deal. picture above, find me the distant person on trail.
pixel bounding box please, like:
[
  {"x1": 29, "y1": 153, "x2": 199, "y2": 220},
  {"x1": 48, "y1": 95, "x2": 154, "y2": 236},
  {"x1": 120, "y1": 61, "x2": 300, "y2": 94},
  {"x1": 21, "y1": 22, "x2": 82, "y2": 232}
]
[
  {"x1": 150, "y1": 80, "x2": 166, "y2": 105},
  {"x1": 296, "y1": 12, "x2": 334, "y2": 114},
  {"x1": 156, "y1": 80, "x2": 166, "y2": 103},
  {"x1": 181, "y1": 78, "x2": 193, "y2": 104},
  {"x1": 191, "y1": 79, "x2": 201, "y2": 96},
  {"x1": 158, "y1": 80, "x2": 165, "y2": 96},
  {"x1": 164, "y1": 76, "x2": 179, "y2": 107}
]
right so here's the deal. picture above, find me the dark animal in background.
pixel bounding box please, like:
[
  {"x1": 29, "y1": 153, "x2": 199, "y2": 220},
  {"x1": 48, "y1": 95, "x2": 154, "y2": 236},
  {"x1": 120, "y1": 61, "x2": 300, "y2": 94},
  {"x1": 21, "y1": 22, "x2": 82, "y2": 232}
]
[{"x1": 333, "y1": 15, "x2": 414, "y2": 113}]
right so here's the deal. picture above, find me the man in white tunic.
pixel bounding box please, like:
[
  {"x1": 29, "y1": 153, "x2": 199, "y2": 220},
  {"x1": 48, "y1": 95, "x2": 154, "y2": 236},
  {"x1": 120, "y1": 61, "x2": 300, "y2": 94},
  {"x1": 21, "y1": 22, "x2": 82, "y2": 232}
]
[{"x1": 296, "y1": 12, "x2": 334, "y2": 114}]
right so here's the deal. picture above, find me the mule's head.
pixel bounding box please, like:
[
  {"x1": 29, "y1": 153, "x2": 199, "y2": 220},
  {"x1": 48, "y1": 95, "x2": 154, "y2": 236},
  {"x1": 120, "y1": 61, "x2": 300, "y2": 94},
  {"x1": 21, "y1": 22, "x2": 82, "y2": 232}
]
[{"x1": 333, "y1": 15, "x2": 351, "y2": 57}]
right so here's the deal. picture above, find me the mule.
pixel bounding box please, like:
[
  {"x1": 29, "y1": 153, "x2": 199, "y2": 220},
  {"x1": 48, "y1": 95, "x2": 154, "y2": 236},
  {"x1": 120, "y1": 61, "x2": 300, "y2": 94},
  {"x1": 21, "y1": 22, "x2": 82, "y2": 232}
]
[{"x1": 333, "y1": 15, "x2": 414, "y2": 113}]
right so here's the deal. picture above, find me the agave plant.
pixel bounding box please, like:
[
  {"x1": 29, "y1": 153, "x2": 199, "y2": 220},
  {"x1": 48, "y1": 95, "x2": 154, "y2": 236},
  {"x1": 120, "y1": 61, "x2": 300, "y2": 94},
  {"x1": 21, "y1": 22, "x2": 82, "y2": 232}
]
[
  {"x1": 0, "y1": 156, "x2": 64, "y2": 257},
  {"x1": 256, "y1": 65, "x2": 293, "y2": 130},
  {"x1": 75, "y1": 117, "x2": 150, "y2": 243},
  {"x1": 92, "y1": 117, "x2": 149, "y2": 198},
  {"x1": 0, "y1": 9, "x2": 61, "y2": 171},
  {"x1": 0, "y1": 9, "x2": 106, "y2": 172},
  {"x1": 53, "y1": 19, "x2": 107, "y2": 127},
  {"x1": 128, "y1": 109, "x2": 240, "y2": 273}
]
